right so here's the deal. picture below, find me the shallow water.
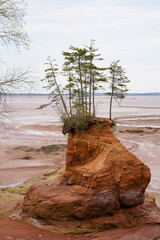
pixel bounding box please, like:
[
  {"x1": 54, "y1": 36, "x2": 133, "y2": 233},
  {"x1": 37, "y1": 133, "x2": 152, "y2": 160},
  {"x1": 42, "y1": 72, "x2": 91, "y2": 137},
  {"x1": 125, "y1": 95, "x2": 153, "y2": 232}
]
[
  {"x1": 0, "y1": 182, "x2": 23, "y2": 189},
  {"x1": 23, "y1": 129, "x2": 62, "y2": 136},
  {"x1": 117, "y1": 123, "x2": 160, "y2": 128},
  {"x1": 3, "y1": 94, "x2": 160, "y2": 127}
]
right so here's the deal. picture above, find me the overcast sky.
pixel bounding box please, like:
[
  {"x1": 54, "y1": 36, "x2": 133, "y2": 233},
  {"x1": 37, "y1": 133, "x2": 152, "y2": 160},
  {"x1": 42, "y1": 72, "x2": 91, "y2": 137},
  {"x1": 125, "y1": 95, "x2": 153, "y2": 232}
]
[{"x1": 2, "y1": 0, "x2": 160, "y2": 93}]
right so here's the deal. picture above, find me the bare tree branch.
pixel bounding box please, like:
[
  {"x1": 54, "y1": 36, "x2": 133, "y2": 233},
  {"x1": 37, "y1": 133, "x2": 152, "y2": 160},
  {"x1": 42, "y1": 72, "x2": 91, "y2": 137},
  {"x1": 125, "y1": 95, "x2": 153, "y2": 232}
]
[
  {"x1": 0, "y1": 65, "x2": 35, "y2": 93},
  {"x1": 0, "y1": 0, "x2": 33, "y2": 136},
  {"x1": 0, "y1": 0, "x2": 30, "y2": 49},
  {"x1": 0, "y1": 64, "x2": 36, "y2": 136}
]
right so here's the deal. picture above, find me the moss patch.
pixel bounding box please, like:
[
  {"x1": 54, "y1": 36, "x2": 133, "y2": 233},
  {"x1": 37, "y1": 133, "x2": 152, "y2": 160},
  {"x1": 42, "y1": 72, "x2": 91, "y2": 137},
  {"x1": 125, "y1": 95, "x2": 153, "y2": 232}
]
[
  {"x1": 47, "y1": 174, "x2": 59, "y2": 181},
  {"x1": 2, "y1": 185, "x2": 29, "y2": 195},
  {"x1": 45, "y1": 166, "x2": 62, "y2": 175},
  {"x1": 45, "y1": 166, "x2": 65, "y2": 181},
  {"x1": 0, "y1": 192, "x2": 14, "y2": 201},
  {"x1": 25, "y1": 144, "x2": 66, "y2": 154},
  {"x1": 0, "y1": 165, "x2": 65, "y2": 218},
  {"x1": 39, "y1": 145, "x2": 66, "y2": 154},
  {"x1": 0, "y1": 191, "x2": 23, "y2": 215},
  {"x1": 150, "y1": 193, "x2": 160, "y2": 207}
]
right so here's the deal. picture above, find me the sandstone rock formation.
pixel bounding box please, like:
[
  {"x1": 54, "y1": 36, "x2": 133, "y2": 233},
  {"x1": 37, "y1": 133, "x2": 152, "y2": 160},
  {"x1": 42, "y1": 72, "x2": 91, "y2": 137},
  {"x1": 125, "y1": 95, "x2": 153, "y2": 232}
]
[{"x1": 22, "y1": 118, "x2": 151, "y2": 221}]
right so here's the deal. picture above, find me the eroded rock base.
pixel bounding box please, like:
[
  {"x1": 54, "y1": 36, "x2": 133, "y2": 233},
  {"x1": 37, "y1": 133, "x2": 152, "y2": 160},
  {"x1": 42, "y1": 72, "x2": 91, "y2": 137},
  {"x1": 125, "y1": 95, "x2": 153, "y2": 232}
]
[
  {"x1": 23, "y1": 118, "x2": 152, "y2": 224},
  {"x1": 23, "y1": 190, "x2": 160, "y2": 233}
]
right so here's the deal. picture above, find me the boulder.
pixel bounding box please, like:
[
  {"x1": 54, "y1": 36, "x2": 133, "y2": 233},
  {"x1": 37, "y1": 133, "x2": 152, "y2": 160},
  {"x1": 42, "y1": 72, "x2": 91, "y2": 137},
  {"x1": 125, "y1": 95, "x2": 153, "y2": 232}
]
[{"x1": 22, "y1": 118, "x2": 151, "y2": 221}]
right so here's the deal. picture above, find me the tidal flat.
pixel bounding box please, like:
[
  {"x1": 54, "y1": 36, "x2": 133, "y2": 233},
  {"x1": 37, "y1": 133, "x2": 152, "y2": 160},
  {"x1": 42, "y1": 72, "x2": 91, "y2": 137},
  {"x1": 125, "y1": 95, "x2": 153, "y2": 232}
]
[
  {"x1": 0, "y1": 94, "x2": 160, "y2": 240},
  {"x1": 0, "y1": 94, "x2": 159, "y2": 192}
]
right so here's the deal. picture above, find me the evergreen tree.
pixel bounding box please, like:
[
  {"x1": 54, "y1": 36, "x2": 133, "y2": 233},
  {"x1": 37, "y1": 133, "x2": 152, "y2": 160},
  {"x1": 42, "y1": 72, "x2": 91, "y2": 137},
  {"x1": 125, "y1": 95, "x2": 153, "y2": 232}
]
[
  {"x1": 40, "y1": 56, "x2": 69, "y2": 118},
  {"x1": 68, "y1": 46, "x2": 87, "y2": 114},
  {"x1": 40, "y1": 41, "x2": 109, "y2": 133},
  {"x1": 85, "y1": 40, "x2": 107, "y2": 116},
  {"x1": 62, "y1": 51, "x2": 75, "y2": 116},
  {"x1": 107, "y1": 60, "x2": 130, "y2": 119}
]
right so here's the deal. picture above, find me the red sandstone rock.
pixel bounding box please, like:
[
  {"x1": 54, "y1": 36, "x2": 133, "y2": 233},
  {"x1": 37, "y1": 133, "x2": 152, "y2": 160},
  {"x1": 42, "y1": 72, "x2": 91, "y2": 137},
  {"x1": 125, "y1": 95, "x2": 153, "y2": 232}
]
[{"x1": 22, "y1": 118, "x2": 151, "y2": 221}]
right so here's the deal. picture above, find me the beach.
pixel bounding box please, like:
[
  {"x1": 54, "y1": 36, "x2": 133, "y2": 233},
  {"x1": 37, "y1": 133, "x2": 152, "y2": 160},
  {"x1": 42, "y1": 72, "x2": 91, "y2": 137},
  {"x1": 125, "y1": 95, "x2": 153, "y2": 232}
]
[
  {"x1": 0, "y1": 94, "x2": 160, "y2": 240},
  {"x1": 0, "y1": 94, "x2": 160, "y2": 192}
]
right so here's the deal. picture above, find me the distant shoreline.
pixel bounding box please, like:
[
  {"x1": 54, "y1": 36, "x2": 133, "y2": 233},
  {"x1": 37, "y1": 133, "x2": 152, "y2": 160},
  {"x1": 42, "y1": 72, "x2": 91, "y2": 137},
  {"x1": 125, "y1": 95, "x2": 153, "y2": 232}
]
[{"x1": 3, "y1": 92, "x2": 160, "y2": 96}]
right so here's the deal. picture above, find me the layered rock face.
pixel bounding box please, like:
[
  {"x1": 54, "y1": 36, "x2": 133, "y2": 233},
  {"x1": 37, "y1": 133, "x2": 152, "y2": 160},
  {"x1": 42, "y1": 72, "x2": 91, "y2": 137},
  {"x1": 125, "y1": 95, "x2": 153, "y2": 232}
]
[{"x1": 22, "y1": 118, "x2": 151, "y2": 220}]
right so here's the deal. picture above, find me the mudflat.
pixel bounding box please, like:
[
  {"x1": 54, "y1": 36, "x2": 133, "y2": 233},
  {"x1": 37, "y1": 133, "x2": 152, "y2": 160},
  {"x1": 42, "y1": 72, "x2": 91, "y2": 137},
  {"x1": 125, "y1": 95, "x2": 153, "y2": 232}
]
[
  {"x1": 0, "y1": 95, "x2": 160, "y2": 239},
  {"x1": 0, "y1": 95, "x2": 160, "y2": 192}
]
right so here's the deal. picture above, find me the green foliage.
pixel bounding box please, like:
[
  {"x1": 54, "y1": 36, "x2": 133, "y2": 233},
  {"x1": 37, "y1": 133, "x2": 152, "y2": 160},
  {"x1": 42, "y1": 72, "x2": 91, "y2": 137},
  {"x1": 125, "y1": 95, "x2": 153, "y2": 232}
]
[
  {"x1": 62, "y1": 113, "x2": 93, "y2": 134},
  {"x1": 107, "y1": 60, "x2": 130, "y2": 119},
  {"x1": 25, "y1": 144, "x2": 66, "y2": 154},
  {"x1": 38, "y1": 144, "x2": 66, "y2": 154},
  {"x1": 45, "y1": 166, "x2": 65, "y2": 175},
  {"x1": 40, "y1": 40, "x2": 108, "y2": 133},
  {"x1": 41, "y1": 42, "x2": 130, "y2": 129},
  {"x1": 45, "y1": 166, "x2": 65, "y2": 181},
  {"x1": 36, "y1": 104, "x2": 49, "y2": 109},
  {"x1": 2, "y1": 185, "x2": 29, "y2": 195},
  {"x1": 41, "y1": 56, "x2": 69, "y2": 117},
  {"x1": 0, "y1": 192, "x2": 13, "y2": 201},
  {"x1": 108, "y1": 60, "x2": 130, "y2": 99}
]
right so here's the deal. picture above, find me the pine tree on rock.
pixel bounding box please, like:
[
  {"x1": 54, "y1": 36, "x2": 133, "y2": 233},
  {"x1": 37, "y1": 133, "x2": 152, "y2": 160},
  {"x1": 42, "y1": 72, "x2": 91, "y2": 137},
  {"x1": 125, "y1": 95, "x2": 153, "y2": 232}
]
[
  {"x1": 107, "y1": 60, "x2": 130, "y2": 119},
  {"x1": 40, "y1": 56, "x2": 69, "y2": 118}
]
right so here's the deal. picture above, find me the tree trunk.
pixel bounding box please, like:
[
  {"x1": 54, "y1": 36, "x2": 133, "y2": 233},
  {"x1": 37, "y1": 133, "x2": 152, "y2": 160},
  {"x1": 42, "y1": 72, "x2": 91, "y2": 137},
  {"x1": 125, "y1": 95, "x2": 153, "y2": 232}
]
[
  {"x1": 78, "y1": 57, "x2": 84, "y2": 113},
  {"x1": 89, "y1": 66, "x2": 92, "y2": 115},
  {"x1": 109, "y1": 92, "x2": 113, "y2": 120},
  {"x1": 68, "y1": 71, "x2": 72, "y2": 116},
  {"x1": 109, "y1": 73, "x2": 115, "y2": 120},
  {"x1": 51, "y1": 67, "x2": 69, "y2": 117},
  {"x1": 92, "y1": 76, "x2": 95, "y2": 117},
  {"x1": 84, "y1": 69, "x2": 88, "y2": 113}
]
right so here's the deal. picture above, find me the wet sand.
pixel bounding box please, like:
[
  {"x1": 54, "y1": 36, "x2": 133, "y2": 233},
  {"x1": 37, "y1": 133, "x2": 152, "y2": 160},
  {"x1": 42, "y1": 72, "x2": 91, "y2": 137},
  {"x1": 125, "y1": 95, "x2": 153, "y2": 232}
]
[
  {"x1": 0, "y1": 95, "x2": 160, "y2": 239},
  {"x1": 0, "y1": 95, "x2": 160, "y2": 193}
]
